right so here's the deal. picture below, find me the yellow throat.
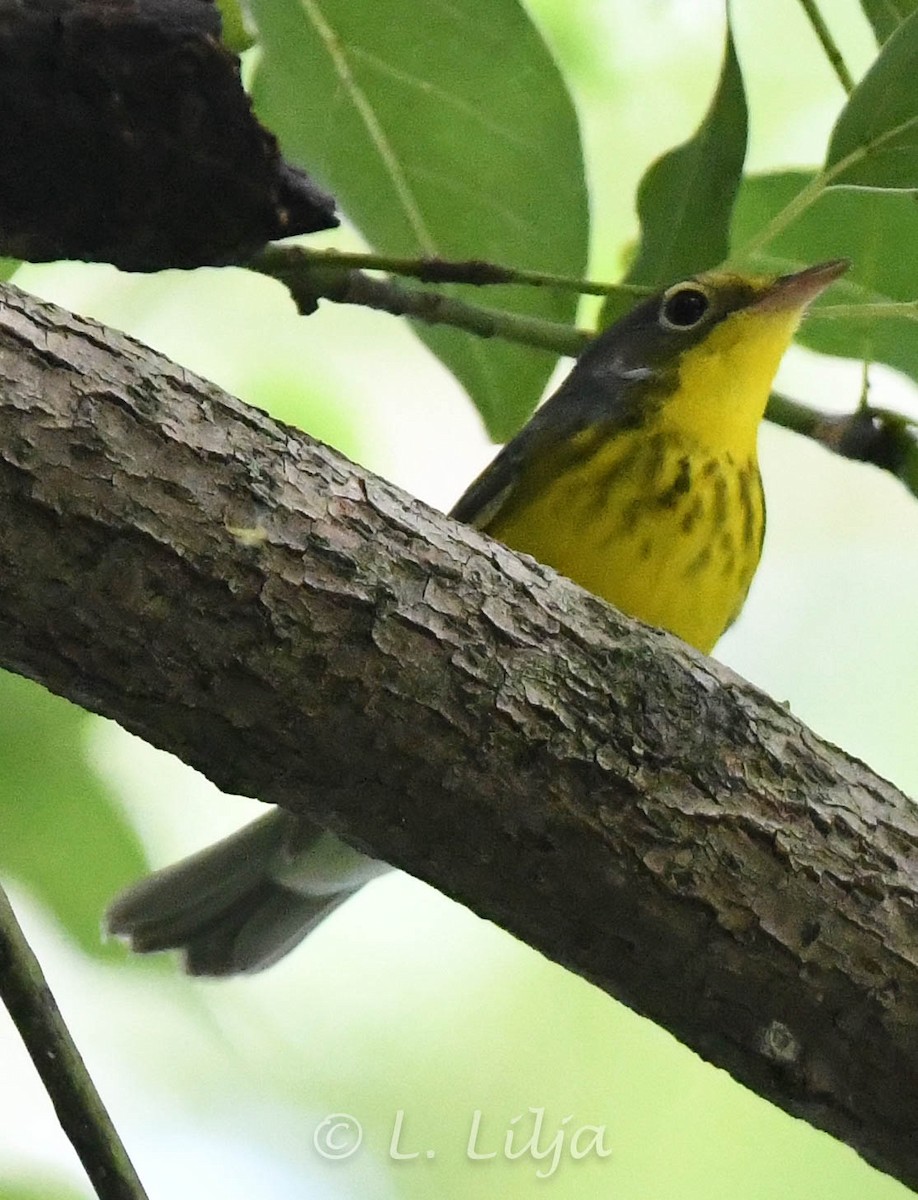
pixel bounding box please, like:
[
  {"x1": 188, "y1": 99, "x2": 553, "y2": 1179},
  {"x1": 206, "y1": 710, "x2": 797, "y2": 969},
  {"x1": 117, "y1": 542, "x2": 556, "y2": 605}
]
[{"x1": 456, "y1": 260, "x2": 848, "y2": 654}]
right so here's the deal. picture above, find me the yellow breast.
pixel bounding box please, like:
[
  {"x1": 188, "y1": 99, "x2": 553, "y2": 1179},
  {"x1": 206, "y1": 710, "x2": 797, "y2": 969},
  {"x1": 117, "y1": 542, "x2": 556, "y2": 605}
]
[{"x1": 483, "y1": 424, "x2": 765, "y2": 654}]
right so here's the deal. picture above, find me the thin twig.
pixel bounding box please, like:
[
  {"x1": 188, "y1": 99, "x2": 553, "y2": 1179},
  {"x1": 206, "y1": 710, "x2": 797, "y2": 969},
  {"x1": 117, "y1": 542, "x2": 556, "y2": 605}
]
[
  {"x1": 739, "y1": 172, "x2": 830, "y2": 259},
  {"x1": 252, "y1": 249, "x2": 592, "y2": 358},
  {"x1": 797, "y1": 0, "x2": 855, "y2": 92},
  {"x1": 0, "y1": 883, "x2": 149, "y2": 1200},
  {"x1": 766, "y1": 392, "x2": 918, "y2": 497},
  {"x1": 254, "y1": 244, "x2": 648, "y2": 298}
]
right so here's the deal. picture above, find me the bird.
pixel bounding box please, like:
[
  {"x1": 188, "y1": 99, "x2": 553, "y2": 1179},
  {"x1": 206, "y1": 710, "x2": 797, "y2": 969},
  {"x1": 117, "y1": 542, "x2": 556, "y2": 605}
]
[{"x1": 106, "y1": 258, "x2": 848, "y2": 975}]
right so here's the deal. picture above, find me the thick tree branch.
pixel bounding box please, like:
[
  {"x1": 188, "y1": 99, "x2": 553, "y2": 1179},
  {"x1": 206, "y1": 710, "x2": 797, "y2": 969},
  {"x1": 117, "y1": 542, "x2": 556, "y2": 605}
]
[{"x1": 0, "y1": 282, "x2": 917, "y2": 1190}]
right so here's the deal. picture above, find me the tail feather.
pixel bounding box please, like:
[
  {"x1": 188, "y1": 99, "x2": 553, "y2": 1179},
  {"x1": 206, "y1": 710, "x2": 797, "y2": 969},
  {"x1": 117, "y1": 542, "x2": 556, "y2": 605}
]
[
  {"x1": 180, "y1": 882, "x2": 352, "y2": 976},
  {"x1": 106, "y1": 811, "x2": 290, "y2": 951},
  {"x1": 106, "y1": 809, "x2": 388, "y2": 976}
]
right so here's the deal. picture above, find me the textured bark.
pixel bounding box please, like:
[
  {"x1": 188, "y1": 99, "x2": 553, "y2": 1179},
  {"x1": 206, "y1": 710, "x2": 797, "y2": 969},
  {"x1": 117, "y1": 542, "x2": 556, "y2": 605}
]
[{"x1": 0, "y1": 282, "x2": 917, "y2": 1189}]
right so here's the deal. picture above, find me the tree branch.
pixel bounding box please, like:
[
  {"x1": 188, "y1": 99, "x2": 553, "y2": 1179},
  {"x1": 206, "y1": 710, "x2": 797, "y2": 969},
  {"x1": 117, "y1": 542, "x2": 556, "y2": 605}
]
[
  {"x1": 766, "y1": 391, "x2": 918, "y2": 496},
  {"x1": 250, "y1": 243, "x2": 650, "y2": 298},
  {"x1": 1, "y1": 282, "x2": 917, "y2": 1191},
  {"x1": 250, "y1": 245, "x2": 590, "y2": 357}
]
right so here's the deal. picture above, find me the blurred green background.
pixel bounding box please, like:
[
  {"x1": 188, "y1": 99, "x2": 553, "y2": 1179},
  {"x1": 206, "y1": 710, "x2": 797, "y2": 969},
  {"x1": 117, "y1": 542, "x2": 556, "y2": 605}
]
[{"x1": 2, "y1": 0, "x2": 917, "y2": 1197}]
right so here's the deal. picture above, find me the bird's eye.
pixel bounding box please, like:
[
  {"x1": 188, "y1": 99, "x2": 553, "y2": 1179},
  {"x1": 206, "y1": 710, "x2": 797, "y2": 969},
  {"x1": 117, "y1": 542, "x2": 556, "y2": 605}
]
[{"x1": 660, "y1": 286, "x2": 710, "y2": 330}]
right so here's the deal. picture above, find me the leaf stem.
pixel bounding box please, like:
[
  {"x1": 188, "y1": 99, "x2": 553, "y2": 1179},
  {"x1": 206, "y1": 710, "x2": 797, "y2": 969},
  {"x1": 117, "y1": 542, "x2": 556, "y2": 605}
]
[
  {"x1": 797, "y1": 0, "x2": 855, "y2": 92},
  {"x1": 0, "y1": 884, "x2": 149, "y2": 1200},
  {"x1": 739, "y1": 112, "x2": 918, "y2": 257},
  {"x1": 738, "y1": 172, "x2": 829, "y2": 258}
]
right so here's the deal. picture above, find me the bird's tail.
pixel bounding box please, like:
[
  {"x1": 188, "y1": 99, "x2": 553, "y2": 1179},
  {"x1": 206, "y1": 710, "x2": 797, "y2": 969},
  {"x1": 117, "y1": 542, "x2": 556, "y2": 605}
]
[{"x1": 106, "y1": 810, "x2": 389, "y2": 976}]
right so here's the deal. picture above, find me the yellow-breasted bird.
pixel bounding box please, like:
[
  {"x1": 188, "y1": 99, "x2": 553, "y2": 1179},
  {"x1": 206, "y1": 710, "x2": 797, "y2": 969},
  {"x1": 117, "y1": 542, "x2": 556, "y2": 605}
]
[{"x1": 106, "y1": 259, "x2": 848, "y2": 974}]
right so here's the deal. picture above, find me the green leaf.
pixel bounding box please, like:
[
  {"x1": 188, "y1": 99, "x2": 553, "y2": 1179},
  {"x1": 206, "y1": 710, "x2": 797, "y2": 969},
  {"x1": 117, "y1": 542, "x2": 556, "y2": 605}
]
[
  {"x1": 0, "y1": 258, "x2": 19, "y2": 282},
  {"x1": 732, "y1": 170, "x2": 918, "y2": 385},
  {"x1": 248, "y1": 0, "x2": 588, "y2": 440},
  {"x1": 0, "y1": 671, "x2": 147, "y2": 960},
  {"x1": 860, "y1": 0, "x2": 918, "y2": 44},
  {"x1": 601, "y1": 23, "x2": 747, "y2": 327},
  {"x1": 825, "y1": 7, "x2": 918, "y2": 189}
]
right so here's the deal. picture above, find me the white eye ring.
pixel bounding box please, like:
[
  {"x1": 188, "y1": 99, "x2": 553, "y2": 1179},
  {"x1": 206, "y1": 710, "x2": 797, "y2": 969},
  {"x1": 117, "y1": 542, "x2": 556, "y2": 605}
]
[{"x1": 660, "y1": 284, "x2": 711, "y2": 330}]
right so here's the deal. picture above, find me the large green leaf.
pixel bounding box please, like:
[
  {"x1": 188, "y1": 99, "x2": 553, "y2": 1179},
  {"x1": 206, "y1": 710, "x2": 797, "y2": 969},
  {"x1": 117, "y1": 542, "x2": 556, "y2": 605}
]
[
  {"x1": 0, "y1": 259, "x2": 18, "y2": 282},
  {"x1": 249, "y1": 0, "x2": 588, "y2": 440},
  {"x1": 860, "y1": 0, "x2": 918, "y2": 44},
  {"x1": 0, "y1": 671, "x2": 147, "y2": 959},
  {"x1": 825, "y1": 8, "x2": 918, "y2": 189},
  {"x1": 601, "y1": 24, "x2": 747, "y2": 327},
  {"x1": 732, "y1": 170, "x2": 918, "y2": 385}
]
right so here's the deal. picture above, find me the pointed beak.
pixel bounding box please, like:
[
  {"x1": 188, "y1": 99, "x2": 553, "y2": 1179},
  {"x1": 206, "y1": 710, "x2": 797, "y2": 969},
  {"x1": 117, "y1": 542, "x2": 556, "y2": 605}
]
[{"x1": 754, "y1": 259, "x2": 849, "y2": 312}]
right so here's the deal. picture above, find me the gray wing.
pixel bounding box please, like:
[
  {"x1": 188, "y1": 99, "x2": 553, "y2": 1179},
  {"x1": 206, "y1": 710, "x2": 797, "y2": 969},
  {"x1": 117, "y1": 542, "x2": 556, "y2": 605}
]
[
  {"x1": 450, "y1": 430, "x2": 540, "y2": 528},
  {"x1": 449, "y1": 344, "x2": 642, "y2": 529}
]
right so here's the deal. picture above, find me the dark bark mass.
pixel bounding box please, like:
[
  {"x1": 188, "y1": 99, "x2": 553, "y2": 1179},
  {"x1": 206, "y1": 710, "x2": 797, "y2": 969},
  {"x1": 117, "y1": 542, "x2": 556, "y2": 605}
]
[
  {"x1": 0, "y1": 282, "x2": 917, "y2": 1190},
  {"x1": 0, "y1": 0, "x2": 337, "y2": 269}
]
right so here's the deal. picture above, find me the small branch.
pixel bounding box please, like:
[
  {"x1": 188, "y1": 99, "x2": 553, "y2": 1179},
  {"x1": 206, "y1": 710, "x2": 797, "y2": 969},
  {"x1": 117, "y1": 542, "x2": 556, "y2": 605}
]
[
  {"x1": 253, "y1": 244, "x2": 649, "y2": 298},
  {"x1": 0, "y1": 884, "x2": 148, "y2": 1200},
  {"x1": 251, "y1": 246, "x2": 591, "y2": 357},
  {"x1": 797, "y1": 0, "x2": 856, "y2": 92},
  {"x1": 766, "y1": 392, "x2": 918, "y2": 496}
]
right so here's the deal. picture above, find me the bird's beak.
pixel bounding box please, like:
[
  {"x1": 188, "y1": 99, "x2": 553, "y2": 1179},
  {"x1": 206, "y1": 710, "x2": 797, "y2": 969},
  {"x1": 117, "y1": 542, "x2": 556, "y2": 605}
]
[{"x1": 755, "y1": 259, "x2": 849, "y2": 311}]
